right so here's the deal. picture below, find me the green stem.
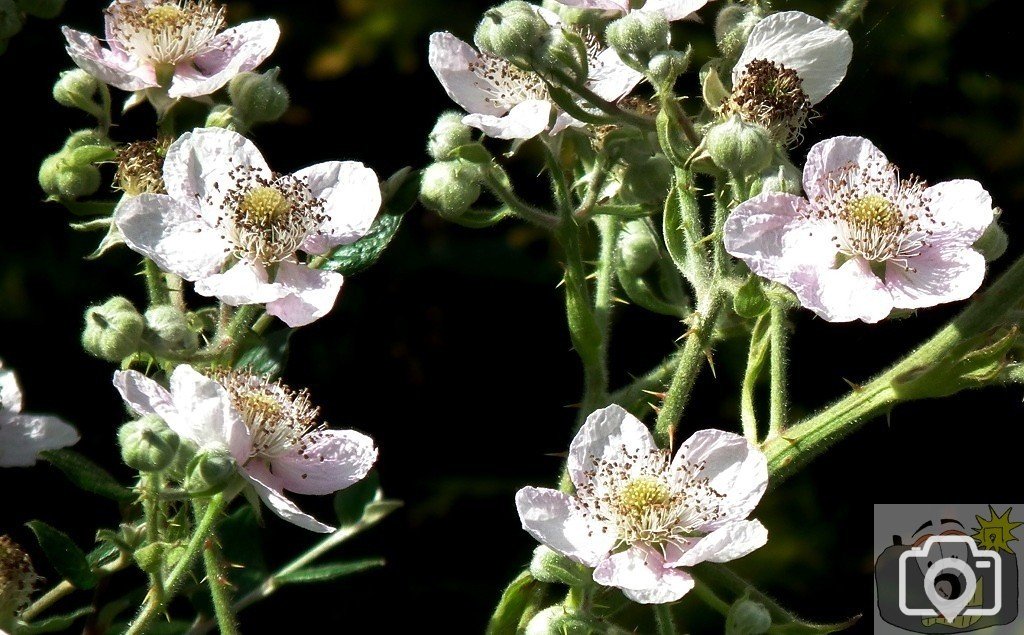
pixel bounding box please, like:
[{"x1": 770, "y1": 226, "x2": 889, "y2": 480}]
[
  {"x1": 593, "y1": 215, "x2": 619, "y2": 375},
  {"x1": 575, "y1": 153, "x2": 615, "y2": 221},
  {"x1": 692, "y1": 581, "x2": 731, "y2": 617},
  {"x1": 144, "y1": 259, "x2": 171, "y2": 306},
  {"x1": 199, "y1": 502, "x2": 240, "y2": 635},
  {"x1": 482, "y1": 170, "x2": 560, "y2": 230},
  {"x1": 608, "y1": 350, "x2": 681, "y2": 413},
  {"x1": 830, "y1": 0, "x2": 869, "y2": 29},
  {"x1": 741, "y1": 314, "x2": 770, "y2": 442},
  {"x1": 20, "y1": 552, "x2": 130, "y2": 622},
  {"x1": 653, "y1": 604, "x2": 678, "y2": 635},
  {"x1": 767, "y1": 303, "x2": 788, "y2": 440},
  {"x1": 546, "y1": 67, "x2": 655, "y2": 130}
]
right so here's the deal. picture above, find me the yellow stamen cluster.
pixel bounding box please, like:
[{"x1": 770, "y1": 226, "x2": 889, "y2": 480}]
[{"x1": 116, "y1": 137, "x2": 171, "y2": 196}]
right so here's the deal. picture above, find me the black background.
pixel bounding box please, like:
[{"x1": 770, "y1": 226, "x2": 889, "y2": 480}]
[{"x1": 2, "y1": 0, "x2": 1024, "y2": 632}]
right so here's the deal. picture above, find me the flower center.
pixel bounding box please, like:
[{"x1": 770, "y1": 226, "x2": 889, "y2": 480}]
[
  {"x1": 470, "y1": 53, "x2": 549, "y2": 111},
  {"x1": 615, "y1": 476, "x2": 672, "y2": 518},
  {"x1": 109, "y1": 0, "x2": 226, "y2": 66},
  {"x1": 240, "y1": 186, "x2": 292, "y2": 225},
  {"x1": 145, "y1": 5, "x2": 186, "y2": 29},
  {"x1": 0, "y1": 535, "x2": 38, "y2": 621},
  {"x1": 116, "y1": 137, "x2": 171, "y2": 196},
  {"x1": 725, "y1": 58, "x2": 812, "y2": 145}
]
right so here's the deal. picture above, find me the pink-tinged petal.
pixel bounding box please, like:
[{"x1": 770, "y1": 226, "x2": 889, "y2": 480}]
[
  {"x1": 886, "y1": 248, "x2": 986, "y2": 310},
  {"x1": 0, "y1": 415, "x2": 80, "y2": 467},
  {"x1": 271, "y1": 429, "x2": 378, "y2": 496},
  {"x1": 803, "y1": 136, "x2": 888, "y2": 201},
  {"x1": 554, "y1": 0, "x2": 629, "y2": 11},
  {"x1": 244, "y1": 462, "x2": 335, "y2": 533},
  {"x1": 515, "y1": 487, "x2": 616, "y2": 567},
  {"x1": 293, "y1": 161, "x2": 381, "y2": 252},
  {"x1": 675, "y1": 429, "x2": 768, "y2": 528},
  {"x1": 588, "y1": 48, "x2": 644, "y2": 103},
  {"x1": 0, "y1": 361, "x2": 23, "y2": 412},
  {"x1": 194, "y1": 262, "x2": 288, "y2": 306},
  {"x1": 641, "y1": 0, "x2": 712, "y2": 21},
  {"x1": 667, "y1": 520, "x2": 768, "y2": 567},
  {"x1": 550, "y1": 112, "x2": 586, "y2": 136},
  {"x1": 463, "y1": 100, "x2": 553, "y2": 140},
  {"x1": 168, "y1": 366, "x2": 250, "y2": 461},
  {"x1": 113, "y1": 370, "x2": 176, "y2": 421},
  {"x1": 735, "y1": 11, "x2": 852, "y2": 105},
  {"x1": 168, "y1": 20, "x2": 281, "y2": 98},
  {"x1": 796, "y1": 257, "x2": 894, "y2": 323},
  {"x1": 923, "y1": 180, "x2": 995, "y2": 247},
  {"x1": 264, "y1": 262, "x2": 344, "y2": 327},
  {"x1": 114, "y1": 194, "x2": 230, "y2": 281},
  {"x1": 592, "y1": 546, "x2": 695, "y2": 604},
  {"x1": 568, "y1": 404, "x2": 656, "y2": 490},
  {"x1": 724, "y1": 193, "x2": 835, "y2": 281},
  {"x1": 428, "y1": 32, "x2": 506, "y2": 117},
  {"x1": 62, "y1": 27, "x2": 158, "y2": 92},
  {"x1": 163, "y1": 128, "x2": 272, "y2": 223}
]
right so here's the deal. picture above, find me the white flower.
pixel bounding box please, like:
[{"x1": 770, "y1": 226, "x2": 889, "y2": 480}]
[
  {"x1": 724, "y1": 11, "x2": 852, "y2": 143},
  {"x1": 114, "y1": 365, "x2": 378, "y2": 533},
  {"x1": 428, "y1": 7, "x2": 643, "y2": 140},
  {"x1": 554, "y1": 0, "x2": 713, "y2": 21},
  {"x1": 0, "y1": 360, "x2": 79, "y2": 467},
  {"x1": 725, "y1": 136, "x2": 995, "y2": 323},
  {"x1": 114, "y1": 128, "x2": 381, "y2": 327},
  {"x1": 515, "y1": 405, "x2": 768, "y2": 604},
  {"x1": 63, "y1": 0, "x2": 280, "y2": 99}
]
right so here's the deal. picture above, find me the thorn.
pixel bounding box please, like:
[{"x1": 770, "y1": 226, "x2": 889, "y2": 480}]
[
  {"x1": 647, "y1": 401, "x2": 661, "y2": 415},
  {"x1": 612, "y1": 296, "x2": 630, "y2": 305},
  {"x1": 556, "y1": 277, "x2": 566, "y2": 289},
  {"x1": 842, "y1": 377, "x2": 864, "y2": 392},
  {"x1": 642, "y1": 389, "x2": 667, "y2": 399},
  {"x1": 565, "y1": 402, "x2": 582, "y2": 409},
  {"x1": 705, "y1": 349, "x2": 717, "y2": 377}
]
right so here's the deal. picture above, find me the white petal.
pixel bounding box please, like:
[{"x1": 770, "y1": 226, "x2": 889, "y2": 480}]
[
  {"x1": 271, "y1": 429, "x2": 378, "y2": 496},
  {"x1": 169, "y1": 366, "x2": 250, "y2": 461},
  {"x1": 114, "y1": 194, "x2": 230, "y2": 281},
  {"x1": 640, "y1": 0, "x2": 711, "y2": 21},
  {"x1": 0, "y1": 414, "x2": 80, "y2": 467},
  {"x1": 113, "y1": 370, "x2": 177, "y2": 420},
  {"x1": 62, "y1": 26, "x2": 158, "y2": 92},
  {"x1": 588, "y1": 48, "x2": 644, "y2": 102},
  {"x1": 675, "y1": 429, "x2": 768, "y2": 528},
  {"x1": 244, "y1": 462, "x2": 335, "y2": 533},
  {"x1": 463, "y1": 100, "x2": 553, "y2": 140},
  {"x1": 666, "y1": 520, "x2": 768, "y2": 566},
  {"x1": 554, "y1": 0, "x2": 629, "y2": 11},
  {"x1": 923, "y1": 180, "x2": 995, "y2": 247},
  {"x1": 0, "y1": 361, "x2": 23, "y2": 412},
  {"x1": 568, "y1": 404, "x2": 656, "y2": 490},
  {"x1": 886, "y1": 248, "x2": 987, "y2": 310},
  {"x1": 803, "y1": 136, "x2": 888, "y2": 201},
  {"x1": 264, "y1": 262, "x2": 344, "y2": 327},
  {"x1": 194, "y1": 263, "x2": 288, "y2": 306},
  {"x1": 735, "y1": 11, "x2": 853, "y2": 104},
  {"x1": 592, "y1": 546, "x2": 695, "y2": 604},
  {"x1": 795, "y1": 257, "x2": 894, "y2": 323},
  {"x1": 428, "y1": 32, "x2": 506, "y2": 117},
  {"x1": 293, "y1": 161, "x2": 381, "y2": 251},
  {"x1": 168, "y1": 20, "x2": 281, "y2": 99},
  {"x1": 515, "y1": 487, "x2": 616, "y2": 567}
]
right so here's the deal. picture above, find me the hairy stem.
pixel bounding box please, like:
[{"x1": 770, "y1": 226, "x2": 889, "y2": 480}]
[
  {"x1": 767, "y1": 303, "x2": 788, "y2": 439},
  {"x1": 653, "y1": 604, "x2": 678, "y2": 635},
  {"x1": 200, "y1": 501, "x2": 240, "y2": 635},
  {"x1": 482, "y1": 169, "x2": 560, "y2": 230},
  {"x1": 741, "y1": 314, "x2": 770, "y2": 442}
]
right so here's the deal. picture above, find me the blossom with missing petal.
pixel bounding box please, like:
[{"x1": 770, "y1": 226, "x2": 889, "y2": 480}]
[
  {"x1": 723, "y1": 11, "x2": 852, "y2": 143},
  {"x1": 428, "y1": 6, "x2": 642, "y2": 140},
  {"x1": 515, "y1": 405, "x2": 768, "y2": 604},
  {"x1": 0, "y1": 361, "x2": 79, "y2": 467},
  {"x1": 114, "y1": 128, "x2": 381, "y2": 327},
  {"x1": 725, "y1": 136, "x2": 995, "y2": 323},
  {"x1": 554, "y1": 0, "x2": 713, "y2": 21},
  {"x1": 62, "y1": 0, "x2": 280, "y2": 100},
  {"x1": 114, "y1": 365, "x2": 378, "y2": 533}
]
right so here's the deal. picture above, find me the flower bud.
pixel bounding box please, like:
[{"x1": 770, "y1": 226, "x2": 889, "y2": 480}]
[
  {"x1": 715, "y1": 3, "x2": 762, "y2": 60},
  {"x1": 63, "y1": 129, "x2": 107, "y2": 151},
  {"x1": 44, "y1": 155, "x2": 101, "y2": 200},
  {"x1": 749, "y1": 159, "x2": 802, "y2": 197},
  {"x1": 145, "y1": 305, "x2": 199, "y2": 352},
  {"x1": 17, "y1": 0, "x2": 66, "y2": 19},
  {"x1": 419, "y1": 161, "x2": 483, "y2": 221},
  {"x1": 529, "y1": 545, "x2": 591, "y2": 587},
  {"x1": 474, "y1": 1, "x2": 551, "y2": 66},
  {"x1": 82, "y1": 296, "x2": 145, "y2": 361},
  {"x1": 606, "y1": 11, "x2": 670, "y2": 66},
  {"x1": 118, "y1": 415, "x2": 180, "y2": 473},
  {"x1": 229, "y1": 68, "x2": 290, "y2": 125},
  {"x1": 705, "y1": 115, "x2": 774, "y2": 175},
  {"x1": 185, "y1": 447, "x2": 237, "y2": 495},
  {"x1": 524, "y1": 606, "x2": 599, "y2": 635},
  {"x1": 726, "y1": 598, "x2": 772, "y2": 635},
  {"x1": 621, "y1": 155, "x2": 672, "y2": 204},
  {"x1": 974, "y1": 215, "x2": 1007, "y2": 263},
  {"x1": 538, "y1": 26, "x2": 589, "y2": 81},
  {"x1": 205, "y1": 104, "x2": 241, "y2": 130},
  {"x1": 618, "y1": 219, "x2": 661, "y2": 275},
  {"x1": 0, "y1": 535, "x2": 39, "y2": 623},
  {"x1": 0, "y1": 0, "x2": 24, "y2": 39},
  {"x1": 428, "y1": 112, "x2": 474, "y2": 161},
  {"x1": 647, "y1": 49, "x2": 689, "y2": 88},
  {"x1": 52, "y1": 69, "x2": 102, "y2": 115}
]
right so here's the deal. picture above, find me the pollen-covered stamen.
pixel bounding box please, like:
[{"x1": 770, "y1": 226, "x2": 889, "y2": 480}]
[
  {"x1": 0, "y1": 535, "x2": 40, "y2": 620},
  {"x1": 107, "y1": 0, "x2": 226, "y2": 66},
  {"x1": 575, "y1": 445, "x2": 727, "y2": 550},
  {"x1": 469, "y1": 53, "x2": 549, "y2": 111},
  {"x1": 115, "y1": 137, "x2": 171, "y2": 196},
  {"x1": 725, "y1": 58, "x2": 812, "y2": 145},
  {"x1": 213, "y1": 370, "x2": 326, "y2": 460}
]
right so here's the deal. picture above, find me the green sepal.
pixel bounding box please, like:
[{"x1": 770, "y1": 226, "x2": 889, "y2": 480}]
[
  {"x1": 40, "y1": 449, "x2": 134, "y2": 502},
  {"x1": 25, "y1": 521, "x2": 98, "y2": 590},
  {"x1": 13, "y1": 607, "x2": 93, "y2": 635},
  {"x1": 274, "y1": 559, "x2": 385, "y2": 586}
]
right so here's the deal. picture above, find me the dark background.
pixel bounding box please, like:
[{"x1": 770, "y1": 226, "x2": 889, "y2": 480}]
[{"x1": 3, "y1": 0, "x2": 1024, "y2": 632}]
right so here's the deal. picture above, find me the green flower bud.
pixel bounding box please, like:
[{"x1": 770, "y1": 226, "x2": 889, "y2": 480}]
[
  {"x1": 82, "y1": 296, "x2": 144, "y2": 361},
  {"x1": 428, "y1": 112, "x2": 474, "y2": 161},
  {"x1": 0, "y1": 0, "x2": 24, "y2": 39},
  {"x1": 750, "y1": 158, "x2": 802, "y2": 197},
  {"x1": 63, "y1": 129, "x2": 107, "y2": 151},
  {"x1": 52, "y1": 69, "x2": 102, "y2": 115},
  {"x1": 647, "y1": 49, "x2": 689, "y2": 88},
  {"x1": 529, "y1": 546, "x2": 591, "y2": 587},
  {"x1": 974, "y1": 215, "x2": 1007, "y2": 263},
  {"x1": 144, "y1": 305, "x2": 199, "y2": 352},
  {"x1": 524, "y1": 606, "x2": 600, "y2": 635},
  {"x1": 205, "y1": 104, "x2": 241, "y2": 130},
  {"x1": 118, "y1": 415, "x2": 180, "y2": 473},
  {"x1": 16, "y1": 0, "x2": 66, "y2": 19},
  {"x1": 419, "y1": 161, "x2": 483, "y2": 221},
  {"x1": 133, "y1": 542, "x2": 166, "y2": 574},
  {"x1": 606, "y1": 11, "x2": 670, "y2": 66},
  {"x1": 185, "y1": 447, "x2": 237, "y2": 495},
  {"x1": 705, "y1": 115, "x2": 774, "y2": 175},
  {"x1": 715, "y1": 3, "x2": 762, "y2": 60},
  {"x1": 726, "y1": 598, "x2": 772, "y2": 635},
  {"x1": 618, "y1": 218, "x2": 661, "y2": 275},
  {"x1": 538, "y1": 26, "x2": 588, "y2": 81},
  {"x1": 38, "y1": 153, "x2": 63, "y2": 197},
  {"x1": 621, "y1": 155, "x2": 672, "y2": 204},
  {"x1": 474, "y1": 1, "x2": 551, "y2": 66},
  {"x1": 229, "y1": 68, "x2": 290, "y2": 125},
  {"x1": 41, "y1": 152, "x2": 103, "y2": 201}
]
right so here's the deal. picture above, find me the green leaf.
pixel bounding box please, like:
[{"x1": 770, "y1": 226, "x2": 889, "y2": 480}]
[
  {"x1": 66, "y1": 144, "x2": 116, "y2": 166},
  {"x1": 15, "y1": 607, "x2": 94, "y2": 634},
  {"x1": 734, "y1": 276, "x2": 771, "y2": 319},
  {"x1": 485, "y1": 569, "x2": 545, "y2": 635},
  {"x1": 41, "y1": 449, "x2": 134, "y2": 502},
  {"x1": 321, "y1": 167, "x2": 419, "y2": 276},
  {"x1": 334, "y1": 470, "x2": 381, "y2": 526},
  {"x1": 26, "y1": 521, "x2": 98, "y2": 590},
  {"x1": 274, "y1": 558, "x2": 385, "y2": 586},
  {"x1": 235, "y1": 328, "x2": 292, "y2": 377},
  {"x1": 448, "y1": 144, "x2": 492, "y2": 164}
]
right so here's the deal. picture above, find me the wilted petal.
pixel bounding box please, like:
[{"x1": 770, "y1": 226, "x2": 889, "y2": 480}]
[
  {"x1": 803, "y1": 136, "x2": 888, "y2": 201},
  {"x1": 264, "y1": 262, "x2": 344, "y2": 327},
  {"x1": 515, "y1": 487, "x2": 616, "y2": 567},
  {"x1": 887, "y1": 248, "x2": 986, "y2": 310},
  {"x1": 568, "y1": 404, "x2": 656, "y2": 490},
  {"x1": 592, "y1": 546, "x2": 695, "y2": 604},
  {"x1": 272, "y1": 429, "x2": 378, "y2": 496},
  {"x1": 0, "y1": 415, "x2": 80, "y2": 467},
  {"x1": 294, "y1": 161, "x2": 381, "y2": 252},
  {"x1": 244, "y1": 462, "x2": 335, "y2": 533},
  {"x1": 194, "y1": 262, "x2": 288, "y2": 306},
  {"x1": 666, "y1": 520, "x2": 768, "y2": 566},
  {"x1": 168, "y1": 20, "x2": 281, "y2": 98},
  {"x1": 675, "y1": 429, "x2": 767, "y2": 529},
  {"x1": 463, "y1": 100, "x2": 553, "y2": 140},
  {"x1": 62, "y1": 27, "x2": 157, "y2": 92},
  {"x1": 428, "y1": 32, "x2": 506, "y2": 117}
]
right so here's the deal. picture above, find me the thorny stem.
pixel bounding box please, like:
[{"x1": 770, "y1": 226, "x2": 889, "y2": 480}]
[
  {"x1": 20, "y1": 551, "x2": 131, "y2": 622},
  {"x1": 482, "y1": 169, "x2": 560, "y2": 230},
  {"x1": 199, "y1": 501, "x2": 240, "y2": 635},
  {"x1": 144, "y1": 258, "x2": 171, "y2": 306}
]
